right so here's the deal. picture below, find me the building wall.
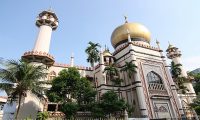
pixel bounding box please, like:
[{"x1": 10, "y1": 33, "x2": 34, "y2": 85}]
[{"x1": 103, "y1": 43, "x2": 181, "y2": 119}]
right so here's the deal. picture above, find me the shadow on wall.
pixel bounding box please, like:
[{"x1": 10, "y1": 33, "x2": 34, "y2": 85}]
[{"x1": 18, "y1": 101, "x2": 40, "y2": 119}]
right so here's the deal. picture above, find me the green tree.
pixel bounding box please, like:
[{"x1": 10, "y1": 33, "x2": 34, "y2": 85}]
[
  {"x1": 176, "y1": 77, "x2": 189, "y2": 94},
  {"x1": 90, "y1": 102, "x2": 105, "y2": 118},
  {"x1": 120, "y1": 61, "x2": 137, "y2": 84},
  {"x1": 36, "y1": 111, "x2": 49, "y2": 120},
  {"x1": 0, "y1": 60, "x2": 47, "y2": 119},
  {"x1": 170, "y1": 61, "x2": 189, "y2": 94},
  {"x1": 100, "y1": 90, "x2": 126, "y2": 118},
  {"x1": 104, "y1": 63, "x2": 119, "y2": 82},
  {"x1": 190, "y1": 94, "x2": 200, "y2": 115},
  {"x1": 85, "y1": 41, "x2": 101, "y2": 68},
  {"x1": 170, "y1": 61, "x2": 182, "y2": 78},
  {"x1": 61, "y1": 102, "x2": 79, "y2": 119},
  {"x1": 188, "y1": 72, "x2": 200, "y2": 82},
  {"x1": 47, "y1": 67, "x2": 80, "y2": 102},
  {"x1": 188, "y1": 72, "x2": 200, "y2": 94},
  {"x1": 46, "y1": 67, "x2": 97, "y2": 117},
  {"x1": 75, "y1": 77, "x2": 96, "y2": 109}
]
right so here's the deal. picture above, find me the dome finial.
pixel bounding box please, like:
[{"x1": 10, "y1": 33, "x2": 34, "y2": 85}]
[
  {"x1": 156, "y1": 39, "x2": 161, "y2": 49},
  {"x1": 167, "y1": 41, "x2": 174, "y2": 49},
  {"x1": 168, "y1": 41, "x2": 171, "y2": 45},
  {"x1": 48, "y1": 6, "x2": 53, "y2": 12},
  {"x1": 124, "y1": 15, "x2": 128, "y2": 23},
  {"x1": 156, "y1": 39, "x2": 160, "y2": 44}
]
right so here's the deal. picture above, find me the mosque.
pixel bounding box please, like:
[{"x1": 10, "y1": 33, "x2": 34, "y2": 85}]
[{"x1": 2, "y1": 9, "x2": 197, "y2": 119}]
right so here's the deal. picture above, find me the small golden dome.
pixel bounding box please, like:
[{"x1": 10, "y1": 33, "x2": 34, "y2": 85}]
[
  {"x1": 111, "y1": 22, "x2": 151, "y2": 47},
  {"x1": 103, "y1": 50, "x2": 112, "y2": 57}
]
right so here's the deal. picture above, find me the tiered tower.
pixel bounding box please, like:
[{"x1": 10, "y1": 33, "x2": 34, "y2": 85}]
[
  {"x1": 166, "y1": 44, "x2": 196, "y2": 118},
  {"x1": 22, "y1": 9, "x2": 58, "y2": 66},
  {"x1": 166, "y1": 44, "x2": 195, "y2": 94}
]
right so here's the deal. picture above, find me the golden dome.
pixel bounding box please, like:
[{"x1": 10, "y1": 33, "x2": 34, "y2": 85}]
[
  {"x1": 103, "y1": 50, "x2": 112, "y2": 57},
  {"x1": 111, "y1": 22, "x2": 151, "y2": 47}
]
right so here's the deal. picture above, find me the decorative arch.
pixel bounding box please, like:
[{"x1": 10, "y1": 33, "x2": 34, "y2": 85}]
[
  {"x1": 48, "y1": 71, "x2": 56, "y2": 80},
  {"x1": 146, "y1": 71, "x2": 163, "y2": 84}
]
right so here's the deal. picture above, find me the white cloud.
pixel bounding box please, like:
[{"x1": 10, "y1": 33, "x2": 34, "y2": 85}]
[{"x1": 182, "y1": 56, "x2": 200, "y2": 71}]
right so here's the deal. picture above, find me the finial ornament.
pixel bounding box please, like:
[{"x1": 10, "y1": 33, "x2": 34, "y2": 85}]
[
  {"x1": 168, "y1": 41, "x2": 171, "y2": 45},
  {"x1": 71, "y1": 52, "x2": 74, "y2": 58},
  {"x1": 124, "y1": 15, "x2": 128, "y2": 23},
  {"x1": 127, "y1": 29, "x2": 131, "y2": 42},
  {"x1": 156, "y1": 39, "x2": 160, "y2": 44},
  {"x1": 48, "y1": 6, "x2": 53, "y2": 12},
  {"x1": 126, "y1": 29, "x2": 130, "y2": 34}
]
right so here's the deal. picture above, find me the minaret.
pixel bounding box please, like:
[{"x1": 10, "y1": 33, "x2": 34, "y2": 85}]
[
  {"x1": 22, "y1": 9, "x2": 58, "y2": 66},
  {"x1": 166, "y1": 43, "x2": 187, "y2": 77},
  {"x1": 99, "y1": 48, "x2": 106, "y2": 84},
  {"x1": 70, "y1": 53, "x2": 74, "y2": 67},
  {"x1": 166, "y1": 43, "x2": 195, "y2": 94}
]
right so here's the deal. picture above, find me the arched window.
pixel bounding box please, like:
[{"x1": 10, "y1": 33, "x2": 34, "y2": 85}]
[
  {"x1": 146, "y1": 71, "x2": 163, "y2": 84},
  {"x1": 49, "y1": 71, "x2": 56, "y2": 80}
]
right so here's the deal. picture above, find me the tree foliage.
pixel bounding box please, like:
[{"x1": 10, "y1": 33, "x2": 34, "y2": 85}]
[
  {"x1": 36, "y1": 111, "x2": 49, "y2": 120},
  {"x1": 90, "y1": 90, "x2": 127, "y2": 118},
  {"x1": 75, "y1": 77, "x2": 96, "y2": 106},
  {"x1": 0, "y1": 60, "x2": 47, "y2": 119},
  {"x1": 61, "y1": 102, "x2": 79, "y2": 119},
  {"x1": 120, "y1": 61, "x2": 137, "y2": 79},
  {"x1": 170, "y1": 61, "x2": 182, "y2": 78},
  {"x1": 85, "y1": 41, "x2": 101, "y2": 67},
  {"x1": 188, "y1": 72, "x2": 200, "y2": 94},
  {"x1": 100, "y1": 90, "x2": 126, "y2": 115},
  {"x1": 47, "y1": 67, "x2": 81, "y2": 102},
  {"x1": 104, "y1": 63, "x2": 119, "y2": 81},
  {"x1": 190, "y1": 95, "x2": 200, "y2": 115},
  {"x1": 170, "y1": 61, "x2": 189, "y2": 94},
  {"x1": 46, "y1": 67, "x2": 97, "y2": 118}
]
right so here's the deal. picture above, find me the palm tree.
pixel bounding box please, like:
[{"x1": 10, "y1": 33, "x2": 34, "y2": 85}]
[
  {"x1": 170, "y1": 61, "x2": 189, "y2": 94},
  {"x1": 0, "y1": 60, "x2": 47, "y2": 119},
  {"x1": 176, "y1": 77, "x2": 189, "y2": 94},
  {"x1": 85, "y1": 41, "x2": 101, "y2": 68},
  {"x1": 120, "y1": 61, "x2": 137, "y2": 80},
  {"x1": 103, "y1": 64, "x2": 119, "y2": 84},
  {"x1": 170, "y1": 61, "x2": 182, "y2": 78}
]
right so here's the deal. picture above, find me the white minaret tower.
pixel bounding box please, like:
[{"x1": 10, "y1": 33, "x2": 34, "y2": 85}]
[
  {"x1": 166, "y1": 43, "x2": 196, "y2": 118},
  {"x1": 166, "y1": 44, "x2": 187, "y2": 77},
  {"x1": 166, "y1": 44, "x2": 195, "y2": 93},
  {"x1": 22, "y1": 9, "x2": 58, "y2": 66},
  {"x1": 70, "y1": 53, "x2": 74, "y2": 67}
]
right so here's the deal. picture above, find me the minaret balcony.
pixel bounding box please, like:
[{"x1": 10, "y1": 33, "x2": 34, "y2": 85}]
[{"x1": 22, "y1": 51, "x2": 55, "y2": 66}]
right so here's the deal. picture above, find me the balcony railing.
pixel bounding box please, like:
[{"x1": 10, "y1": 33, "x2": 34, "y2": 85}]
[
  {"x1": 148, "y1": 83, "x2": 168, "y2": 96},
  {"x1": 148, "y1": 83, "x2": 165, "y2": 90}
]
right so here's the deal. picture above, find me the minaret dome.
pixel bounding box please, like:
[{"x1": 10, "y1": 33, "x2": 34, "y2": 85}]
[{"x1": 36, "y1": 10, "x2": 58, "y2": 30}]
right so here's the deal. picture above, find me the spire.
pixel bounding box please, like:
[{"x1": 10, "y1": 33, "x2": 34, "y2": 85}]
[
  {"x1": 70, "y1": 53, "x2": 74, "y2": 67},
  {"x1": 100, "y1": 47, "x2": 104, "y2": 65},
  {"x1": 48, "y1": 6, "x2": 53, "y2": 12},
  {"x1": 127, "y1": 29, "x2": 131, "y2": 42},
  {"x1": 167, "y1": 41, "x2": 174, "y2": 49},
  {"x1": 156, "y1": 39, "x2": 160, "y2": 49},
  {"x1": 124, "y1": 15, "x2": 128, "y2": 23}
]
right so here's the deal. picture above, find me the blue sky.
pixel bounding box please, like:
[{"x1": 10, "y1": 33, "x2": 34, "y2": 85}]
[{"x1": 0, "y1": 0, "x2": 200, "y2": 71}]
